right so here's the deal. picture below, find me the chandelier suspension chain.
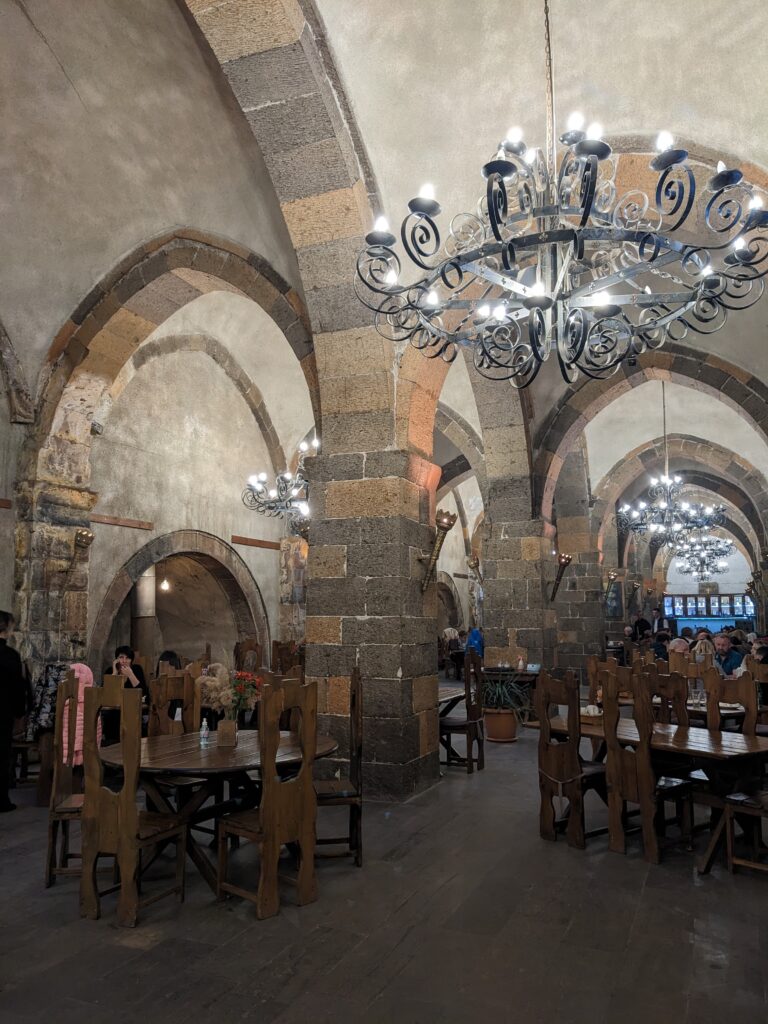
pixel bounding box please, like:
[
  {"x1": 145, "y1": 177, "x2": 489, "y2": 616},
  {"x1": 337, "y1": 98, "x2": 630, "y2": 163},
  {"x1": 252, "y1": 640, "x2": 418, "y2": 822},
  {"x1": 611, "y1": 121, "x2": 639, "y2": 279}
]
[
  {"x1": 662, "y1": 380, "x2": 669, "y2": 480},
  {"x1": 543, "y1": 0, "x2": 556, "y2": 177}
]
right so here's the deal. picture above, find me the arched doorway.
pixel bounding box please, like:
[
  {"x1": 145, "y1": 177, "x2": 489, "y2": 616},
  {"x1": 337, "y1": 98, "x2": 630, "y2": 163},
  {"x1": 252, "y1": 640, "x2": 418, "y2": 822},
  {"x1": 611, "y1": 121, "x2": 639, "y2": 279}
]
[
  {"x1": 88, "y1": 531, "x2": 269, "y2": 674},
  {"x1": 436, "y1": 571, "x2": 464, "y2": 634}
]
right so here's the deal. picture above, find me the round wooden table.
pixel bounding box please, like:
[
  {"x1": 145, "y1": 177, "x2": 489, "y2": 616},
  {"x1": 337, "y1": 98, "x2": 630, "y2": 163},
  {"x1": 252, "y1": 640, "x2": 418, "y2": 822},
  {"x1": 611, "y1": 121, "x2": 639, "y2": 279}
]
[
  {"x1": 101, "y1": 730, "x2": 338, "y2": 774},
  {"x1": 101, "y1": 730, "x2": 338, "y2": 892}
]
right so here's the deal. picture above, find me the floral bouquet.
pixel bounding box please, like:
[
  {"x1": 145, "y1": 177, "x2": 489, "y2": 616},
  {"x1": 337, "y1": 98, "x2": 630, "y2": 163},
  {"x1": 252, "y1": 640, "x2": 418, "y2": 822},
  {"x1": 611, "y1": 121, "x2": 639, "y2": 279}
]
[{"x1": 201, "y1": 666, "x2": 263, "y2": 720}]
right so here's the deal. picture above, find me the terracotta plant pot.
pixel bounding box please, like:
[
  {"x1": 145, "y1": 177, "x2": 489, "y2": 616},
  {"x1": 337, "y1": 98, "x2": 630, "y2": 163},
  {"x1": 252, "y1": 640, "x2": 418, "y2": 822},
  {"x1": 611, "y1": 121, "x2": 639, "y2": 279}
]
[
  {"x1": 483, "y1": 708, "x2": 519, "y2": 743},
  {"x1": 217, "y1": 719, "x2": 238, "y2": 747}
]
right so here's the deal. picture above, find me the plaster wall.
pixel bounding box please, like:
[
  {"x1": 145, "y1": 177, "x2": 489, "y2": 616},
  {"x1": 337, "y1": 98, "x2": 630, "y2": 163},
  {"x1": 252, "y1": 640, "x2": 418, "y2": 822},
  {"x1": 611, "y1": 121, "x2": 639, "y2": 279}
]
[
  {"x1": 0, "y1": 0, "x2": 301, "y2": 393},
  {"x1": 154, "y1": 554, "x2": 239, "y2": 666},
  {"x1": 144, "y1": 292, "x2": 315, "y2": 462},
  {"x1": 584, "y1": 380, "x2": 768, "y2": 488},
  {"x1": 0, "y1": 392, "x2": 23, "y2": 609},
  {"x1": 89, "y1": 349, "x2": 282, "y2": 645},
  {"x1": 665, "y1": 547, "x2": 751, "y2": 595},
  {"x1": 438, "y1": 356, "x2": 481, "y2": 437},
  {"x1": 455, "y1": 475, "x2": 484, "y2": 545},
  {"x1": 436, "y1": 490, "x2": 470, "y2": 627}
]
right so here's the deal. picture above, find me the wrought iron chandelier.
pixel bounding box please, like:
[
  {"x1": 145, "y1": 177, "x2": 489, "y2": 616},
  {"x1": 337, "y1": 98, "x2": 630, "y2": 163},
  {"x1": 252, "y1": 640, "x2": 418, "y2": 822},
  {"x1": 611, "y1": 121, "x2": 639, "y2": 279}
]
[
  {"x1": 616, "y1": 382, "x2": 725, "y2": 544},
  {"x1": 242, "y1": 437, "x2": 319, "y2": 535},
  {"x1": 675, "y1": 548, "x2": 730, "y2": 581},
  {"x1": 354, "y1": 1, "x2": 767, "y2": 389}
]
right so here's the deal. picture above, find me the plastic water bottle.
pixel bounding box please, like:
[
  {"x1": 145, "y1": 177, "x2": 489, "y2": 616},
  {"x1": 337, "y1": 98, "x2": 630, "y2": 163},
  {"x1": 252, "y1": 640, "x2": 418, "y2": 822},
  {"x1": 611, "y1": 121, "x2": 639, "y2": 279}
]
[
  {"x1": 517, "y1": 656, "x2": 525, "y2": 672},
  {"x1": 174, "y1": 707, "x2": 182, "y2": 722},
  {"x1": 200, "y1": 717, "x2": 209, "y2": 747}
]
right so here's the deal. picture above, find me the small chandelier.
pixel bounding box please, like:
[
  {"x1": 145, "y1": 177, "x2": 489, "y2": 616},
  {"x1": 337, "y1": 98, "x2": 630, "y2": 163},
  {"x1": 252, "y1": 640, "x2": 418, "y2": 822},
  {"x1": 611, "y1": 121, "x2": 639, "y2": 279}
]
[
  {"x1": 676, "y1": 551, "x2": 730, "y2": 581},
  {"x1": 617, "y1": 382, "x2": 725, "y2": 544},
  {"x1": 242, "y1": 437, "x2": 319, "y2": 535},
  {"x1": 354, "y1": 1, "x2": 767, "y2": 389}
]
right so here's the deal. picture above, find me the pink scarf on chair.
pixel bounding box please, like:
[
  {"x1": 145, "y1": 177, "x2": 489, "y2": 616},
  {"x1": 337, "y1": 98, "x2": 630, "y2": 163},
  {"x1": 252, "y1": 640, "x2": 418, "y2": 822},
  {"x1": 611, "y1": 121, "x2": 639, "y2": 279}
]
[{"x1": 62, "y1": 663, "x2": 100, "y2": 766}]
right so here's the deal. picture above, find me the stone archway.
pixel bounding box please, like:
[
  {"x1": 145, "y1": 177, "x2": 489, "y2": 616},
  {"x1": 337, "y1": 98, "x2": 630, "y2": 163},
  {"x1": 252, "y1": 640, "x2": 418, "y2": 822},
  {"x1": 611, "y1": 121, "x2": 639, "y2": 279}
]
[
  {"x1": 436, "y1": 570, "x2": 464, "y2": 633},
  {"x1": 88, "y1": 530, "x2": 270, "y2": 675}
]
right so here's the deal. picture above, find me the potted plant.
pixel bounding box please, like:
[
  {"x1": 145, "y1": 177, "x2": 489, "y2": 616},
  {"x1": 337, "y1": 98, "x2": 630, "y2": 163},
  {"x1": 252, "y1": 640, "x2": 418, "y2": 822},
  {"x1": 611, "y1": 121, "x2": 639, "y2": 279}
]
[
  {"x1": 482, "y1": 674, "x2": 531, "y2": 742},
  {"x1": 201, "y1": 669, "x2": 263, "y2": 746}
]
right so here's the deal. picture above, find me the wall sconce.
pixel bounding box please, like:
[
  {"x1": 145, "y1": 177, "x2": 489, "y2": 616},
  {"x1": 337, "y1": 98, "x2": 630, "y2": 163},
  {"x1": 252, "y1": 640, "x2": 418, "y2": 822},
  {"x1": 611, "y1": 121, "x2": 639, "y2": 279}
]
[
  {"x1": 421, "y1": 509, "x2": 458, "y2": 591},
  {"x1": 550, "y1": 552, "x2": 572, "y2": 602},
  {"x1": 74, "y1": 528, "x2": 94, "y2": 548},
  {"x1": 603, "y1": 569, "x2": 618, "y2": 600},
  {"x1": 467, "y1": 553, "x2": 483, "y2": 584}
]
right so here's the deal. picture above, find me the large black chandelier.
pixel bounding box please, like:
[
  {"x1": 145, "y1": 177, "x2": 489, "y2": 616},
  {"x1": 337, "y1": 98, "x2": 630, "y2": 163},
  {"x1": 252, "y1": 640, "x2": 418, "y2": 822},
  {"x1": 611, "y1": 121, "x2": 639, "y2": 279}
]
[
  {"x1": 354, "y1": 1, "x2": 767, "y2": 389},
  {"x1": 616, "y1": 382, "x2": 725, "y2": 544},
  {"x1": 242, "y1": 437, "x2": 319, "y2": 535}
]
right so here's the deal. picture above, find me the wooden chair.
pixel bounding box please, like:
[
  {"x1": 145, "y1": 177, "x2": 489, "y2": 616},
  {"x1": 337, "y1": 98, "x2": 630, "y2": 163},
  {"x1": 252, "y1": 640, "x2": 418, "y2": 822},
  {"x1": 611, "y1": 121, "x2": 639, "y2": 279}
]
[
  {"x1": 725, "y1": 790, "x2": 768, "y2": 874},
  {"x1": 217, "y1": 678, "x2": 318, "y2": 919},
  {"x1": 534, "y1": 670, "x2": 606, "y2": 849},
  {"x1": 667, "y1": 649, "x2": 691, "y2": 676},
  {"x1": 80, "y1": 678, "x2": 186, "y2": 927},
  {"x1": 602, "y1": 670, "x2": 692, "y2": 863},
  {"x1": 315, "y1": 668, "x2": 363, "y2": 866},
  {"x1": 45, "y1": 671, "x2": 83, "y2": 886},
  {"x1": 702, "y1": 667, "x2": 757, "y2": 734},
  {"x1": 148, "y1": 673, "x2": 196, "y2": 737},
  {"x1": 272, "y1": 640, "x2": 301, "y2": 674},
  {"x1": 439, "y1": 648, "x2": 484, "y2": 773},
  {"x1": 643, "y1": 664, "x2": 689, "y2": 726},
  {"x1": 234, "y1": 639, "x2": 261, "y2": 671}
]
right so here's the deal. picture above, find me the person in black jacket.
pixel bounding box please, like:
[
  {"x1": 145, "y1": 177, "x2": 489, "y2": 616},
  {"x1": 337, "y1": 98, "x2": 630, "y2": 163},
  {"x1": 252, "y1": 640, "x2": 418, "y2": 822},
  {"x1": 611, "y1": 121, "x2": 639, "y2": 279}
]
[{"x1": 0, "y1": 611, "x2": 27, "y2": 812}]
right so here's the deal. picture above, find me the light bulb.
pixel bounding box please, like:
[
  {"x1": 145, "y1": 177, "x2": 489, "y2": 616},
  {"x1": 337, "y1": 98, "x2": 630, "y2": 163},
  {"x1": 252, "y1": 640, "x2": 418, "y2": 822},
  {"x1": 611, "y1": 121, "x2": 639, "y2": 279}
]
[
  {"x1": 631, "y1": 511, "x2": 639, "y2": 519},
  {"x1": 291, "y1": 488, "x2": 299, "y2": 497},
  {"x1": 656, "y1": 130, "x2": 674, "y2": 152},
  {"x1": 717, "y1": 160, "x2": 726, "y2": 173},
  {"x1": 493, "y1": 304, "x2": 506, "y2": 321},
  {"x1": 374, "y1": 215, "x2": 390, "y2": 232},
  {"x1": 426, "y1": 289, "x2": 439, "y2": 306},
  {"x1": 506, "y1": 126, "x2": 523, "y2": 144},
  {"x1": 644, "y1": 285, "x2": 652, "y2": 294},
  {"x1": 650, "y1": 477, "x2": 658, "y2": 486},
  {"x1": 312, "y1": 437, "x2": 320, "y2": 449},
  {"x1": 705, "y1": 506, "x2": 713, "y2": 514},
  {"x1": 674, "y1": 475, "x2": 682, "y2": 483},
  {"x1": 681, "y1": 502, "x2": 690, "y2": 510},
  {"x1": 477, "y1": 304, "x2": 491, "y2": 319},
  {"x1": 268, "y1": 489, "x2": 277, "y2": 499},
  {"x1": 258, "y1": 472, "x2": 268, "y2": 482},
  {"x1": 298, "y1": 502, "x2": 310, "y2": 516},
  {"x1": 385, "y1": 268, "x2": 398, "y2": 285},
  {"x1": 567, "y1": 111, "x2": 585, "y2": 131},
  {"x1": 160, "y1": 579, "x2": 170, "y2": 592},
  {"x1": 673, "y1": 523, "x2": 682, "y2": 531},
  {"x1": 418, "y1": 182, "x2": 435, "y2": 201},
  {"x1": 586, "y1": 122, "x2": 603, "y2": 141},
  {"x1": 700, "y1": 265, "x2": 712, "y2": 276},
  {"x1": 659, "y1": 501, "x2": 668, "y2": 509},
  {"x1": 524, "y1": 147, "x2": 537, "y2": 165},
  {"x1": 248, "y1": 475, "x2": 261, "y2": 488},
  {"x1": 529, "y1": 281, "x2": 546, "y2": 296},
  {"x1": 733, "y1": 236, "x2": 747, "y2": 251},
  {"x1": 592, "y1": 290, "x2": 611, "y2": 305},
  {"x1": 299, "y1": 441, "x2": 308, "y2": 453},
  {"x1": 283, "y1": 472, "x2": 293, "y2": 480},
  {"x1": 749, "y1": 195, "x2": 764, "y2": 210},
  {"x1": 639, "y1": 501, "x2": 647, "y2": 510}
]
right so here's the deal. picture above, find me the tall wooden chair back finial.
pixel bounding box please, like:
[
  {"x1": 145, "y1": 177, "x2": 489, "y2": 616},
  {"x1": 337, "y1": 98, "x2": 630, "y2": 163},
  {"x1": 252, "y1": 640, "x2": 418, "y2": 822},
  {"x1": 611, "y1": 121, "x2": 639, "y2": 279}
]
[
  {"x1": 218, "y1": 679, "x2": 318, "y2": 918},
  {"x1": 668, "y1": 649, "x2": 690, "y2": 676},
  {"x1": 80, "y1": 677, "x2": 185, "y2": 926},
  {"x1": 602, "y1": 668, "x2": 659, "y2": 864},
  {"x1": 148, "y1": 673, "x2": 195, "y2": 736},
  {"x1": 643, "y1": 664, "x2": 689, "y2": 726},
  {"x1": 703, "y1": 666, "x2": 757, "y2": 734}
]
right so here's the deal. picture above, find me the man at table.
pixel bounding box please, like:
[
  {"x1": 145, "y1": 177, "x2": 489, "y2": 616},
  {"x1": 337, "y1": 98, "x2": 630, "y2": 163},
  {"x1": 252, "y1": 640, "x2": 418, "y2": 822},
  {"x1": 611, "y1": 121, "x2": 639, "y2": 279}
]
[{"x1": 713, "y1": 633, "x2": 744, "y2": 677}]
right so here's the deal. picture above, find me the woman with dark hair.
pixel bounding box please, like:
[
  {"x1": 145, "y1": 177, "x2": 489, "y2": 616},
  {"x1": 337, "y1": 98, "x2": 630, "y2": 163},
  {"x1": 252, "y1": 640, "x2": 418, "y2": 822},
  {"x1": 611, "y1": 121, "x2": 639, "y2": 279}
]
[
  {"x1": 156, "y1": 649, "x2": 181, "y2": 675},
  {"x1": 0, "y1": 611, "x2": 27, "y2": 812},
  {"x1": 103, "y1": 645, "x2": 148, "y2": 744}
]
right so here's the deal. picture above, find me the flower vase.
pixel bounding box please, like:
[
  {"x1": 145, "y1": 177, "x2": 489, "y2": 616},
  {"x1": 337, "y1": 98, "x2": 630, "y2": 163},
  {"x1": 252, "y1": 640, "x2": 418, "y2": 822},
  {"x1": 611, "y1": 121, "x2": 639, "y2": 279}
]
[{"x1": 217, "y1": 718, "x2": 238, "y2": 748}]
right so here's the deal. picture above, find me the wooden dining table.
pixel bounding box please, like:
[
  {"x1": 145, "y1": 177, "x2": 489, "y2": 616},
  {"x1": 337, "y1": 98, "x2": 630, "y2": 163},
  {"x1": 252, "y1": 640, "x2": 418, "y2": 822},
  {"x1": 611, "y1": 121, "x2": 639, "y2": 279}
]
[
  {"x1": 101, "y1": 730, "x2": 338, "y2": 892},
  {"x1": 545, "y1": 716, "x2": 768, "y2": 871}
]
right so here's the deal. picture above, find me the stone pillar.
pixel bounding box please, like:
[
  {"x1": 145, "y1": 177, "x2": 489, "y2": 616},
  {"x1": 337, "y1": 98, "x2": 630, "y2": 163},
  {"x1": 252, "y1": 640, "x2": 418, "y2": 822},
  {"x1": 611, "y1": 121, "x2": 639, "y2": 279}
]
[
  {"x1": 305, "y1": 450, "x2": 441, "y2": 801},
  {"x1": 14, "y1": 481, "x2": 96, "y2": 674},
  {"x1": 130, "y1": 565, "x2": 156, "y2": 663},
  {"x1": 553, "y1": 446, "x2": 604, "y2": 677},
  {"x1": 279, "y1": 535, "x2": 308, "y2": 642}
]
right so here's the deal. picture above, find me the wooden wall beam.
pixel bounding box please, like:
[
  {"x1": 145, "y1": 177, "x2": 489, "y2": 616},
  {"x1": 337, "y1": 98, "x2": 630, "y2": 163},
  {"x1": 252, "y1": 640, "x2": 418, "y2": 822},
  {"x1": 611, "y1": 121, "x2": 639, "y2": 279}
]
[
  {"x1": 231, "y1": 534, "x2": 281, "y2": 551},
  {"x1": 91, "y1": 514, "x2": 153, "y2": 530}
]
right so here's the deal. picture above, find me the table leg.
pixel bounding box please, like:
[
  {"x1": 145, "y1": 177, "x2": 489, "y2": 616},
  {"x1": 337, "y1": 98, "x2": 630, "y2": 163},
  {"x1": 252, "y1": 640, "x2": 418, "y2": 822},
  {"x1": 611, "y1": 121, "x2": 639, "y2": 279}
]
[{"x1": 143, "y1": 778, "x2": 220, "y2": 894}]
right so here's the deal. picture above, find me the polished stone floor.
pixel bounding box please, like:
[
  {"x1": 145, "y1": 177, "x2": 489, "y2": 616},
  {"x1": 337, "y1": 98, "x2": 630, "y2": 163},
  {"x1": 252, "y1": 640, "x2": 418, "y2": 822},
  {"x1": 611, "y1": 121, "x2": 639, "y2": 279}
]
[{"x1": 1, "y1": 730, "x2": 767, "y2": 1024}]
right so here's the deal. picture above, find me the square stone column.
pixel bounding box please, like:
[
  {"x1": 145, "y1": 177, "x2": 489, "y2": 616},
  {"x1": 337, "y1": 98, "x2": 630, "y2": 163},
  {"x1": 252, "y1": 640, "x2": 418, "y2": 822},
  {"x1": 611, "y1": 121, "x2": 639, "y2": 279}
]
[{"x1": 304, "y1": 450, "x2": 441, "y2": 800}]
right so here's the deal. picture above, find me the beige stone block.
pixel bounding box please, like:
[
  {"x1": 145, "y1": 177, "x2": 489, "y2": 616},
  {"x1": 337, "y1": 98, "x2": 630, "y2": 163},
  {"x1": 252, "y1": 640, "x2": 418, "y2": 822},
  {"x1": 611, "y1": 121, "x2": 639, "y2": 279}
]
[
  {"x1": 521, "y1": 537, "x2": 542, "y2": 562},
  {"x1": 306, "y1": 675, "x2": 328, "y2": 714},
  {"x1": 305, "y1": 616, "x2": 342, "y2": 644},
  {"x1": 412, "y1": 674, "x2": 438, "y2": 713},
  {"x1": 325, "y1": 478, "x2": 421, "y2": 521},
  {"x1": 315, "y1": 327, "x2": 394, "y2": 378},
  {"x1": 308, "y1": 545, "x2": 347, "y2": 579},
  {"x1": 327, "y1": 676, "x2": 350, "y2": 715},
  {"x1": 194, "y1": 0, "x2": 303, "y2": 61},
  {"x1": 321, "y1": 372, "x2": 393, "y2": 415},
  {"x1": 418, "y1": 708, "x2": 439, "y2": 756},
  {"x1": 282, "y1": 182, "x2": 367, "y2": 250}
]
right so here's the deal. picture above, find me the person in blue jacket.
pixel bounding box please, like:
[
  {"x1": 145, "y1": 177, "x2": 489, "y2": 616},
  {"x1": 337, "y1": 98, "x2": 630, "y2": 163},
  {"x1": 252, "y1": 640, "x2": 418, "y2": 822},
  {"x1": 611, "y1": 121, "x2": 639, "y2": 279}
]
[{"x1": 465, "y1": 625, "x2": 484, "y2": 659}]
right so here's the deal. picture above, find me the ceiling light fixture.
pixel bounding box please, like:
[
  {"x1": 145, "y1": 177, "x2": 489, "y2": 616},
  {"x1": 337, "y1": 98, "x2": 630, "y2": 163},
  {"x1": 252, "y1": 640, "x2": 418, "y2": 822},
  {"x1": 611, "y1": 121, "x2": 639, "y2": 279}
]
[{"x1": 354, "y1": 1, "x2": 768, "y2": 389}]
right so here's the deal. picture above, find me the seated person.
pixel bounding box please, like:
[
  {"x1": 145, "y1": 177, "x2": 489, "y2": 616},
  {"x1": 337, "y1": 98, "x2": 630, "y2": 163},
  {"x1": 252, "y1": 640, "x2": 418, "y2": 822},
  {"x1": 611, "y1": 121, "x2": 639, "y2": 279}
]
[
  {"x1": 679, "y1": 626, "x2": 694, "y2": 645},
  {"x1": 668, "y1": 637, "x2": 690, "y2": 656},
  {"x1": 103, "y1": 645, "x2": 149, "y2": 744},
  {"x1": 156, "y1": 649, "x2": 181, "y2": 675},
  {"x1": 713, "y1": 633, "x2": 744, "y2": 677},
  {"x1": 652, "y1": 632, "x2": 670, "y2": 661}
]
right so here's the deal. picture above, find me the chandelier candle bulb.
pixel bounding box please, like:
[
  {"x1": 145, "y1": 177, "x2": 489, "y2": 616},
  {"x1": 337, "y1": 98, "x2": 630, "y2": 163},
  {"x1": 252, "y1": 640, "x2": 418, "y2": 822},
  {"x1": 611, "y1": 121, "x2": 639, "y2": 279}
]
[
  {"x1": 374, "y1": 215, "x2": 390, "y2": 233},
  {"x1": 418, "y1": 183, "x2": 435, "y2": 200},
  {"x1": 567, "y1": 111, "x2": 585, "y2": 131},
  {"x1": 656, "y1": 130, "x2": 674, "y2": 152}
]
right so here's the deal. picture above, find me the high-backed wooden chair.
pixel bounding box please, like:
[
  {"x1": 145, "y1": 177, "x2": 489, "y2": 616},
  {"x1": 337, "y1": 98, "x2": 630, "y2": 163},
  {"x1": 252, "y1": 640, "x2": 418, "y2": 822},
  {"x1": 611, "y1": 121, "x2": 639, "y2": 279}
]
[
  {"x1": 534, "y1": 671, "x2": 606, "y2": 849},
  {"x1": 271, "y1": 640, "x2": 301, "y2": 674},
  {"x1": 234, "y1": 639, "x2": 261, "y2": 671},
  {"x1": 315, "y1": 668, "x2": 363, "y2": 866},
  {"x1": 702, "y1": 667, "x2": 757, "y2": 734},
  {"x1": 725, "y1": 789, "x2": 768, "y2": 874},
  {"x1": 643, "y1": 664, "x2": 689, "y2": 726},
  {"x1": 439, "y1": 648, "x2": 484, "y2": 773},
  {"x1": 217, "y1": 678, "x2": 318, "y2": 919},
  {"x1": 148, "y1": 673, "x2": 196, "y2": 736},
  {"x1": 46, "y1": 671, "x2": 82, "y2": 887},
  {"x1": 585, "y1": 655, "x2": 600, "y2": 704},
  {"x1": 667, "y1": 649, "x2": 691, "y2": 677},
  {"x1": 602, "y1": 670, "x2": 691, "y2": 863},
  {"x1": 80, "y1": 678, "x2": 186, "y2": 927}
]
